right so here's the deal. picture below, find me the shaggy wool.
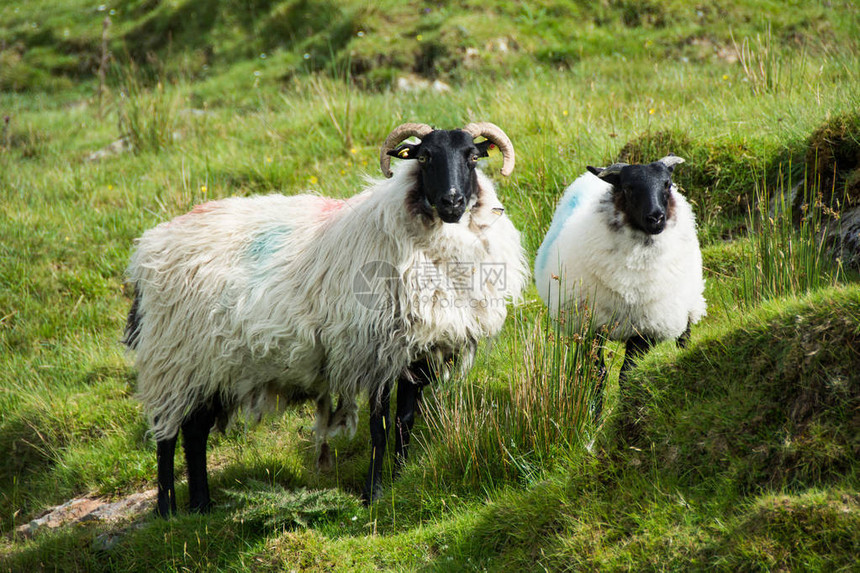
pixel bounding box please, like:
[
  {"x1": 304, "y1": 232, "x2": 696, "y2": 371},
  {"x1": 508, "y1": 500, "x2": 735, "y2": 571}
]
[
  {"x1": 126, "y1": 161, "x2": 527, "y2": 444},
  {"x1": 534, "y1": 172, "x2": 706, "y2": 341}
]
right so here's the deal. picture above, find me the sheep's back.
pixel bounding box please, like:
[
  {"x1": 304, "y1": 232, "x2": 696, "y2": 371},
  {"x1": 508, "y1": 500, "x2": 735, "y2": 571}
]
[
  {"x1": 127, "y1": 167, "x2": 527, "y2": 438},
  {"x1": 127, "y1": 194, "x2": 334, "y2": 439},
  {"x1": 535, "y1": 173, "x2": 610, "y2": 307}
]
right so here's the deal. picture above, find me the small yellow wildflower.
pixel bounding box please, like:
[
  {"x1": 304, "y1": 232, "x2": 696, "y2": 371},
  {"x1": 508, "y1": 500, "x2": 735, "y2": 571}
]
[
  {"x1": 416, "y1": 34, "x2": 423, "y2": 42},
  {"x1": 562, "y1": 110, "x2": 568, "y2": 116},
  {"x1": 350, "y1": 147, "x2": 358, "y2": 155},
  {"x1": 722, "y1": 74, "x2": 729, "y2": 80},
  {"x1": 266, "y1": 156, "x2": 272, "y2": 163},
  {"x1": 201, "y1": 185, "x2": 207, "y2": 194},
  {"x1": 309, "y1": 176, "x2": 318, "y2": 185},
  {"x1": 649, "y1": 108, "x2": 655, "y2": 115},
  {"x1": 107, "y1": 184, "x2": 113, "y2": 190}
]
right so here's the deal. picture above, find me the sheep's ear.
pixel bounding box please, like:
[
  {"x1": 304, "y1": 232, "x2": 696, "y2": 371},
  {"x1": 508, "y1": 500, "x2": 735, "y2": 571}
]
[
  {"x1": 657, "y1": 154, "x2": 685, "y2": 172},
  {"x1": 388, "y1": 143, "x2": 420, "y2": 160},
  {"x1": 474, "y1": 140, "x2": 494, "y2": 158}
]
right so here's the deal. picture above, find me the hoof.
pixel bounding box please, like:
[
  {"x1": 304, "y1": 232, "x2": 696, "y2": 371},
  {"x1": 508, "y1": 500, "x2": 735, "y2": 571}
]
[
  {"x1": 154, "y1": 496, "x2": 177, "y2": 519},
  {"x1": 189, "y1": 501, "x2": 213, "y2": 514},
  {"x1": 153, "y1": 506, "x2": 174, "y2": 519},
  {"x1": 361, "y1": 481, "x2": 384, "y2": 506}
]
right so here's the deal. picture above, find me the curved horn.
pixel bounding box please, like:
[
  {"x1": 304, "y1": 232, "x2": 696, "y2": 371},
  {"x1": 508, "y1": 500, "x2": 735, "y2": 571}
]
[
  {"x1": 657, "y1": 154, "x2": 685, "y2": 170},
  {"x1": 379, "y1": 123, "x2": 434, "y2": 178},
  {"x1": 462, "y1": 122, "x2": 515, "y2": 176},
  {"x1": 590, "y1": 162, "x2": 629, "y2": 179}
]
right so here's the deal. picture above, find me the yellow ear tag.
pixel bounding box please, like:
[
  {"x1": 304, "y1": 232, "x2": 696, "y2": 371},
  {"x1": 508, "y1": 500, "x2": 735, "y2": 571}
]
[
  {"x1": 487, "y1": 143, "x2": 499, "y2": 157},
  {"x1": 399, "y1": 149, "x2": 410, "y2": 158}
]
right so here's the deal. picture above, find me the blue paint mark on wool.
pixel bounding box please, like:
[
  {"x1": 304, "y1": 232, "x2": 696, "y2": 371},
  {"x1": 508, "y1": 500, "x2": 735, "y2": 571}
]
[
  {"x1": 535, "y1": 179, "x2": 593, "y2": 279},
  {"x1": 246, "y1": 225, "x2": 292, "y2": 264}
]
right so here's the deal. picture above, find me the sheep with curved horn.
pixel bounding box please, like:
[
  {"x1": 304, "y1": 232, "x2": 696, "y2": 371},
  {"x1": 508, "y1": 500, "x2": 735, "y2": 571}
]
[{"x1": 124, "y1": 121, "x2": 527, "y2": 515}]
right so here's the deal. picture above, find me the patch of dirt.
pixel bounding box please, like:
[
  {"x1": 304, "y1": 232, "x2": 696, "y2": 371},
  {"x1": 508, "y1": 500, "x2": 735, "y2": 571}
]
[{"x1": 14, "y1": 489, "x2": 156, "y2": 539}]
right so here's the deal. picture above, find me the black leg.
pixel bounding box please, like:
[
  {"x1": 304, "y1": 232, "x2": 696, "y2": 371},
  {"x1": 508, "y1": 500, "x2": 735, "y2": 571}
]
[
  {"x1": 156, "y1": 435, "x2": 178, "y2": 517},
  {"x1": 363, "y1": 385, "x2": 391, "y2": 504},
  {"x1": 617, "y1": 335, "x2": 655, "y2": 440},
  {"x1": 181, "y1": 399, "x2": 220, "y2": 514},
  {"x1": 394, "y1": 374, "x2": 425, "y2": 471},
  {"x1": 314, "y1": 393, "x2": 334, "y2": 471},
  {"x1": 676, "y1": 320, "x2": 692, "y2": 349},
  {"x1": 618, "y1": 334, "x2": 655, "y2": 389},
  {"x1": 590, "y1": 342, "x2": 607, "y2": 424}
]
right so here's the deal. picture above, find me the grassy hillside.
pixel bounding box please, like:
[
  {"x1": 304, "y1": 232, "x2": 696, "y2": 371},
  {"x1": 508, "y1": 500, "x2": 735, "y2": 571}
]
[
  {"x1": 1, "y1": 0, "x2": 859, "y2": 570},
  {"x1": 4, "y1": 0, "x2": 853, "y2": 92}
]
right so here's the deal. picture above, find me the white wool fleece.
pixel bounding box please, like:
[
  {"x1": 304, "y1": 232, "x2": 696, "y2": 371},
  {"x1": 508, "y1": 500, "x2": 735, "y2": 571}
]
[
  {"x1": 127, "y1": 161, "x2": 527, "y2": 442},
  {"x1": 534, "y1": 172, "x2": 706, "y2": 341}
]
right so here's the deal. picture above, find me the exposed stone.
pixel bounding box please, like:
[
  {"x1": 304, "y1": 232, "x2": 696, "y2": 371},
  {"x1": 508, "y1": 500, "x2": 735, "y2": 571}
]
[
  {"x1": 14, "y1": 489, "x2": 157, "y2": 539},
  {"x1": 86, "y1": 137, "x2": 130, "y2": 161},
  {"x1": 827, "y1": 206, "x2": 860, "y2": 270},
  {"x1": 395, "y1": 74, "x2": 451, "y2": 94}
]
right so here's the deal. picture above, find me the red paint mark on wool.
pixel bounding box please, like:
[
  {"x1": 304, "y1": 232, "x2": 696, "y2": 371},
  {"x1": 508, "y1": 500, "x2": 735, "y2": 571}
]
[
  {"x1": 189, "y1": 201, "x2": 219, "y2": 215},
  {"x1": 167, "y1": 201, "x2": 221, "y2": 226},
  {"x1": 315, "y1": 198, "x2": 349, "y2": 221},
  {"x1": 319, "y1": 198, "x2": 346, "y2": 214}
]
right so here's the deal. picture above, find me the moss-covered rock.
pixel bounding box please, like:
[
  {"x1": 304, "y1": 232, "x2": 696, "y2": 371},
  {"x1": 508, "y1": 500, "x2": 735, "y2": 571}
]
[
  {"x1": 614, "y1": 130, "x2": 761, "y2": 237},
  {"x1": 701, "y1": 491, "x2": 860, "y2": 570},
  {"x1": 618, "y1": 285, "x2": 860, "y2": 492},
  {"x1": 805, "y1": 110, "x2": 860, "y2": 210}
]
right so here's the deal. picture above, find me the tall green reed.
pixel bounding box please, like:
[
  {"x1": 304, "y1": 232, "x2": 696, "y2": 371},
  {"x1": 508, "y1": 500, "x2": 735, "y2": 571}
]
[
  {"x1": 731, "y1": 23, "x2": 786, "y2": 95},
  {"x1": 740, "y1": 168, "x2": 843, "y2": 307},
  {"x1": 421, "y1": 303, "x2": 605, "y2": 489},
  {"x1": 115, "y1": 60, "x2": 183, "y2": 154}
]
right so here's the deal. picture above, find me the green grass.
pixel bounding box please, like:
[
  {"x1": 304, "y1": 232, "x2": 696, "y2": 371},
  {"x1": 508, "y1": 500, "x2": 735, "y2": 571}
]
[
  {"x1": 2, "y1": 0, "x2": 860, "y2": 570},
  {"x1": 739, "y1": 175, "x2": 844, "y2": 308}
]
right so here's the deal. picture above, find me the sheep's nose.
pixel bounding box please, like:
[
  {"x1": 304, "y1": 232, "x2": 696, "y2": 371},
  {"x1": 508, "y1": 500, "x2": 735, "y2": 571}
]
[
  {"x1": 439, "y1": 192, "x2": 465, "y2": 210},
  {"x1": 647, "y1": 212, "x2": 665, "y2": 226},
  {"x1": 645, "y1": 211, "x2": 666, "y2": 234}
]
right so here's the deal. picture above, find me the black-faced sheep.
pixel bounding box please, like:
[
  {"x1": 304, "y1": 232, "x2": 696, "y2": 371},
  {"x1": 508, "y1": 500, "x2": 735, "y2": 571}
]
[
  {"x1": 124, "y1": 122, "x2": 527, "y2": 514},
  {"x1": 534, "y1": 155, "x2": 706, "y2": 421}
]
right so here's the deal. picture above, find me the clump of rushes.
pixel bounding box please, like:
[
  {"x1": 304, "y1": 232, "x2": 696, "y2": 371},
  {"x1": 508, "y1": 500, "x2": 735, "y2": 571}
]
[
  {"x1": 115, "y1": 60, "x2": 182, "y2": 154},
  {"x1": 421, "y1": 304, "x2": 605, "y2": 489},
  {"x1": 740, "y1": 170, "x2": 843, "y2": 307},
  {"x1": 731, "y1": 24, "x2": 786, "y2": 95}
]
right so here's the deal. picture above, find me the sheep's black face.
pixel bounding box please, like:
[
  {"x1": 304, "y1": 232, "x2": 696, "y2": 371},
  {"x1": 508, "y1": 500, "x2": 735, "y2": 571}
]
[
  {"x1": 588, "y1": 161, "x2": 679, "y2": 236},
  {"x1": 389, "y1": 130, "x2": 493, "y2": 224}
]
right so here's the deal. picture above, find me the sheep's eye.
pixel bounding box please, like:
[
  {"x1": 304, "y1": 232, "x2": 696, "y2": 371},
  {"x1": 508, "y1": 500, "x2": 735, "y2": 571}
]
[
  {"x1": 417, "y1": 155, "x2": 428, "y2": 164},
  {"x1": 469, "y1": 154, "x2": 479, "y2": 163}
]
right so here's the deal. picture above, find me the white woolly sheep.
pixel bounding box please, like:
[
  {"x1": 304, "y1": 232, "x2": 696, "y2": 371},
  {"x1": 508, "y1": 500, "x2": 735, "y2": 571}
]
[
  {"x1": 124, "y1": 122, "x2": 528, "y2": 514},
  {"x1": 534, "y1": 155, "x2": 706, "y2": 420}
]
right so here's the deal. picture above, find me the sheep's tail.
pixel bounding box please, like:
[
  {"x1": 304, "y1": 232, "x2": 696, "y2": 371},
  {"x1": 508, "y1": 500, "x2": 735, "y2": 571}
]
[{"x1": 122, "y1": 285, "x2": 142, "y2": 350}]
